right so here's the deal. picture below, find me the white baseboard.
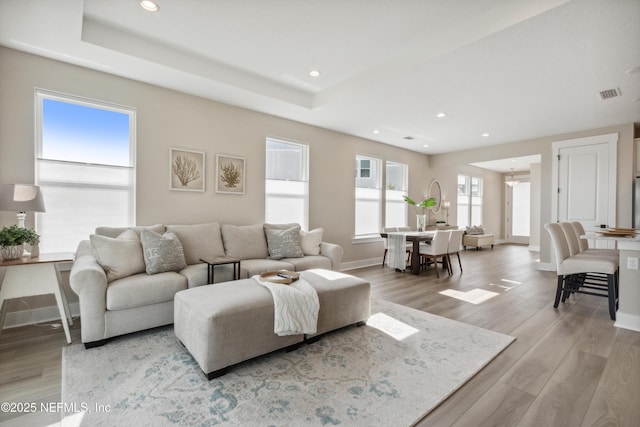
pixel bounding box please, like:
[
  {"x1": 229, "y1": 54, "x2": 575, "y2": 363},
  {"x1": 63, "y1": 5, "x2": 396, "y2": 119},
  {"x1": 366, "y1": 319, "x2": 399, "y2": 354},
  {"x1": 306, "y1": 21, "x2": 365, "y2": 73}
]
[
  {"x1": 614, "y1": 312, "x2": 640, "y2": 332},
  {"x1": 537, "y1": 262, "x2": 555, "y2": 271},
  {"x1": 2, "y1": 302, "x2": 80, "y2": 330},
  {"x1": 528, "y1": 245, "x2": 540, "y2": 252},
  {"x1": 341, "y1": 258, "x2": 381, "y2": 271}
]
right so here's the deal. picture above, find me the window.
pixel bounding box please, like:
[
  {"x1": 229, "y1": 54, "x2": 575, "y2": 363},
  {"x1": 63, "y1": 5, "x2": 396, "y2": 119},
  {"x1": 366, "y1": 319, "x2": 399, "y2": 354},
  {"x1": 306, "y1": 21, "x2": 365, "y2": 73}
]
[
  {"x1": 385, "y1": 161, "x2": 408, "y2": 228},
  {"x1": 355, "y1": 155, "x2": 382, "y2": 236},
  {"x1": 265, "y1": 138, "x2": 309, "y2": 229},
  {"x1": 35, "y1": 90, "x2": 136, "y2": 253},
  {"x1": 457, "y1": 174, "x2": 483, "y2": 228}
]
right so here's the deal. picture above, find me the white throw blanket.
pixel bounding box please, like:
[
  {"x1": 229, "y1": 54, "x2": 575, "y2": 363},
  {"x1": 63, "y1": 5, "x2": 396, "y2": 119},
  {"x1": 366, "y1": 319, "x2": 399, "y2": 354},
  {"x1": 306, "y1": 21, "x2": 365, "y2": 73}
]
[
  {"x1": 386, "y1": 232, "x2": 407, "y2": 270},
  {"x1": 253, "y1": 275, "x2": 320, "y2": 336}
]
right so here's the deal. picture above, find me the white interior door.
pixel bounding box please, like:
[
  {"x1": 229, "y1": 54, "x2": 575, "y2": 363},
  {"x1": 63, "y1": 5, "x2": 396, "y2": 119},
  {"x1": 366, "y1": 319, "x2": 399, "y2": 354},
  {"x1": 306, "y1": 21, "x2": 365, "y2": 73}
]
[
  {"x1": 505, "y1": 180, "x2": 530, "y2": 244},
  {"x1": 552, "y1": 133, "x2": 617, "y2": 249}
]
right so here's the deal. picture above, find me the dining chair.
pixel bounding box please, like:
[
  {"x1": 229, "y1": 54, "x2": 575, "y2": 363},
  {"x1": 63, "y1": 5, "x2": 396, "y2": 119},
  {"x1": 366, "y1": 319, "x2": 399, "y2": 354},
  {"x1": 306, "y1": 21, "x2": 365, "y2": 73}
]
[
  {"x1": 447, "y1": 229, "x2": 464, "y2": 274},
  {"x1": 569, "y1": 221, "x2": 619, "y2": 260},
  {"x1": 419, "y1": 230, "x2": 451, "y2": 278},
  {"x1": 545, "y1": 223, "x2": 619, "y2": 320}
]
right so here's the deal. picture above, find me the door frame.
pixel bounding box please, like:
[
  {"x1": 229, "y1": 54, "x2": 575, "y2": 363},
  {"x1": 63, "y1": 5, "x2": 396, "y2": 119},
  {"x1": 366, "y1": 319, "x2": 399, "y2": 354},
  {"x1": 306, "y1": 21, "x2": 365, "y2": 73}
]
[
  {"x1": 550, "y1": 133, "x2": 618, "y2": 262},
  {"x1": 551, "y1": 133, "x2": 618, "y2": 225},
  {"x1": 504, "y1": 175, "x2": 531, "y2": 244}
]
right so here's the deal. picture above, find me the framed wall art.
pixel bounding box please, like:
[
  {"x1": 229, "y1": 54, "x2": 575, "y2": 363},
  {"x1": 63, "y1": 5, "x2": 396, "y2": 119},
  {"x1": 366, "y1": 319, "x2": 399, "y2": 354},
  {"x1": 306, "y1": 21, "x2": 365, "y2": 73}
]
[
  {"x1": 170, "y1": 148, "x2": 205, "y2": 192},
  {"x1": 216, "y1": 154, "x2": 245, "y2": 194}
]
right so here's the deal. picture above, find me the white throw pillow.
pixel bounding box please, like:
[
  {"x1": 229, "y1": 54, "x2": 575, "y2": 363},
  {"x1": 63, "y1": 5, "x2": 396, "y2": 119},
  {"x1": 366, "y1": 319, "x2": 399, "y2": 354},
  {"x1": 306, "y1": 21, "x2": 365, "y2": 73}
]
[
  {"x1": 90, "y1": 229, "x2": 145, "y2": 282},
  {"x1": 300, "y1": 228, "x2": 324, "y2": 255}
]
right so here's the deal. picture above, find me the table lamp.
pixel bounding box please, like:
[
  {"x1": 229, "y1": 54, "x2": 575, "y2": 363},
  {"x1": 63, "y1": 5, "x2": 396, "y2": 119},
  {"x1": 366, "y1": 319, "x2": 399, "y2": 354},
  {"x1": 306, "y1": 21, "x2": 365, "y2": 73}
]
[{"x1": 0, "y1": 183, "x2": 46, "y2": 228}]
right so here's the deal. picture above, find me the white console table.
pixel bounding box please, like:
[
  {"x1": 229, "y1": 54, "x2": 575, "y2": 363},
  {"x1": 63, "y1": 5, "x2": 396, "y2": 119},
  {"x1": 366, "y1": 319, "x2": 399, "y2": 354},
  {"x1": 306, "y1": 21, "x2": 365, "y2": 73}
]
[
  {"x1": 582, "y1": 233, "x2": 640, "y2": 332},
  {"x1": 0, "y1": 253, "x2": 74, "y2": 343}
]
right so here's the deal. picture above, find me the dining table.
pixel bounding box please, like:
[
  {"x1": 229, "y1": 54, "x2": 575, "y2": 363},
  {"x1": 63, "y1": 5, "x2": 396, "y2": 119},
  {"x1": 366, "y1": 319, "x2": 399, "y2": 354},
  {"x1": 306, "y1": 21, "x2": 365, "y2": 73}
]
[{"x1": 380, "y1": 231, "x2": 434, "y2": 275}]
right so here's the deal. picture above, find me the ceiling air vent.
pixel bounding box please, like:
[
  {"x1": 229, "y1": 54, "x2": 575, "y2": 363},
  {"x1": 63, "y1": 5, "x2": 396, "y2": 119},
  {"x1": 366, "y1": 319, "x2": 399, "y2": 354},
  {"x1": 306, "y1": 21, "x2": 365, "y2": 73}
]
[
  {"x1": 599, "y1": 87, "x2": 621, "y2": 100},
  {"x1": 403, "y1": 136, "x2": 415, "y2": 141}
]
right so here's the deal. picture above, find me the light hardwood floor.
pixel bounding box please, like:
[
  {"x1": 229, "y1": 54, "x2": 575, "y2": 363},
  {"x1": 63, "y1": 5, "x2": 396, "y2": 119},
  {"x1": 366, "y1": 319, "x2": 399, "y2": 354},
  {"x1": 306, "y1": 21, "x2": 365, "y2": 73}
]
[{"x1": 1, "y1": 244, "x2": 639, "y2": 426}]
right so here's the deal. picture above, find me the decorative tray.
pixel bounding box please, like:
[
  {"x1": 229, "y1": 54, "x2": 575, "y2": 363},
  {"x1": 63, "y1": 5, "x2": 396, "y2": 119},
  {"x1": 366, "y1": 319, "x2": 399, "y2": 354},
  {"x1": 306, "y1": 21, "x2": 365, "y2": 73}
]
[
  {"x1": 596, "y1": 228, "x2": 638, "y2": 237},
  {"x1": 259, "y1": 270, "x2": 300, "y2": 284}
]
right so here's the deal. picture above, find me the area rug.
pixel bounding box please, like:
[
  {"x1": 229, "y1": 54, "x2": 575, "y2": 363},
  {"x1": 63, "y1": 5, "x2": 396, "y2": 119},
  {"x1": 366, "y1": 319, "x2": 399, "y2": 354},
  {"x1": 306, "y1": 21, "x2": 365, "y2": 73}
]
[{"x1": 61, "y1": 299, "x2": 514, "y2": 426}]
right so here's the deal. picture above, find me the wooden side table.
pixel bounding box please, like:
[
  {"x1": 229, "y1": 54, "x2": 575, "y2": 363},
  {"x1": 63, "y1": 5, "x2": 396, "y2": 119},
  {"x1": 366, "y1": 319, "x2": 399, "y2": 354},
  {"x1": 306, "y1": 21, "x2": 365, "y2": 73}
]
[
  {"x1": 199, "y1": 256, "x2": 241, "y2": 284},
  {"x1": 0, "y1": 253, "x2": 74, "y2": 343}
]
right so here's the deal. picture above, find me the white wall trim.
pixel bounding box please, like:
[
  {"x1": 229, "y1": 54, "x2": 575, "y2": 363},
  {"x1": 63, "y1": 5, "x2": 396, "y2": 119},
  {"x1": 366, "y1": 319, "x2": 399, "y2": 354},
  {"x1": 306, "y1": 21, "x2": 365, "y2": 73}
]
[
  {"x1": 341, "y1": 258, "x2": 381, "y2": 271},
  {"x1": 528, "y1": 245, "x2": 540, "y2": 252},
  {"x1": 614, "y1": 312, "x2": 640, "y2": 332},
  {"x1": 1, "y1": 302, "x2": 79, "y2": 330},
  {"x1": 537, "y1": 262, "x2": 555, "y2": 271}
]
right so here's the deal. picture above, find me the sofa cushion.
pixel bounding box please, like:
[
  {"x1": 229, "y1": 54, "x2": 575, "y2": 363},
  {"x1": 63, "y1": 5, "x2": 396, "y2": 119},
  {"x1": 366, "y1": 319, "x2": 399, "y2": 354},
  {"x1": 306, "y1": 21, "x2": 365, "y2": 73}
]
[
  {"x1": 179, "y1": 263, "x2": 208, "y2": 288},
  {"x1": 95, "y1": 224, "x2": 165, "y2": 238},
  {"x1": 106, "y1": 271, "x2": 187, "y2": 310},
  {"x1": 300, "y1": 228, "x2": 324, "y2": 255},
  {"x1": 221, "y1": 224, "x2": 269, "y2": 259},
  {"x1": 282, "y1": 255, "x2": 331, "y2": 271},
  {"x1": 90, "y1": 229, "x2": 145, "y2": 283},
  {"x1": 239, "y1": 259, "x2": 295, "y2": 278},
  {"x1": 465, "y1": 225, "x2": 485, "y2": 235},
  {"x1": 264, "y1": 225, "x2": 304, "y2": 260},
  {"x1": 166, "y1": 223, "x2": 225, "y2": 265},
  {"x1": 140, "y1": 230, "x2": 188, "y2": 274}
]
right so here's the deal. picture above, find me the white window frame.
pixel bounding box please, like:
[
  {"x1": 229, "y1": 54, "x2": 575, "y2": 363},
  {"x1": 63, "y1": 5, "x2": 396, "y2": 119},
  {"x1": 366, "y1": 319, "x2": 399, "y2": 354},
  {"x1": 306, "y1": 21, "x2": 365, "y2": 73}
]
[
  {"x1": 35, "y1": 89, "x2": 136, "y2": 253},
  {"x1": 265, "y1": 137, "x2": 309, "y2": 230},
  {"x1": 354, "y1": 155, "x2": 382, "y2": 240},
  {"x1": 384, "y1": 161, "x2": 408, "y2": 228},
  {"x1": 457, "y1": 174, "x2": 483, "y2": 228}
]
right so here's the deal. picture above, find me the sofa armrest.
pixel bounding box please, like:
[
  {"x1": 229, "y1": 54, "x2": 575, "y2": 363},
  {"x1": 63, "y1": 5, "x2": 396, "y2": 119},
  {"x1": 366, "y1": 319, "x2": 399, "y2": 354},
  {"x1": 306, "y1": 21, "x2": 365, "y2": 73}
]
[
  {"x1": 69, "y1": 242, "x2": 108, "y2": 343},
  {"x1": 319, "y1": 242, "x2": 344, "y2": 271}
]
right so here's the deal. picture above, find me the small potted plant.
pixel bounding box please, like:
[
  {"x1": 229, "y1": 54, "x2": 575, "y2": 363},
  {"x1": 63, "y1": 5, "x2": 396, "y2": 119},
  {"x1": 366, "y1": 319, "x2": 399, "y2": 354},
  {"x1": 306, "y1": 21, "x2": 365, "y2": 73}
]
[
  {"x1": 0, "y1": 225, "x2": 39, "y2": 260},
  {"x1": 403, "y1": 196, "x2": 436, "y2": 231}
]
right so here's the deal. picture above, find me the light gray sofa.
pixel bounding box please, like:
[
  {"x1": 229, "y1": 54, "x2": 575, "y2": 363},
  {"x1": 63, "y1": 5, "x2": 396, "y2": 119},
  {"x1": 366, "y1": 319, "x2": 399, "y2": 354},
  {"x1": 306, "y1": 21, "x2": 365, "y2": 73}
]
[{"x1": 69, "y1": 222, "x2": 342, "y2": 348}]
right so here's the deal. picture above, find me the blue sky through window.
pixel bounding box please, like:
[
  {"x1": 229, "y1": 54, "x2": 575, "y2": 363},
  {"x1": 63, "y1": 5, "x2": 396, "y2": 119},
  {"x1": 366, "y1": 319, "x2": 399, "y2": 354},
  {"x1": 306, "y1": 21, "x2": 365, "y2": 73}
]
[{"x1": 42, "y1": 98, "x2": 131, "y2": 166}]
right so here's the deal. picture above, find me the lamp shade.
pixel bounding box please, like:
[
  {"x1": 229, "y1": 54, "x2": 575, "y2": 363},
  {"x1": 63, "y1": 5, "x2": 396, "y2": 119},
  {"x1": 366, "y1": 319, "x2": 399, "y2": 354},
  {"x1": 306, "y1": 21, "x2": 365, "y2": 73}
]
[{"x1": 0, "y1": 184, "x2": 46, "y2": 213}]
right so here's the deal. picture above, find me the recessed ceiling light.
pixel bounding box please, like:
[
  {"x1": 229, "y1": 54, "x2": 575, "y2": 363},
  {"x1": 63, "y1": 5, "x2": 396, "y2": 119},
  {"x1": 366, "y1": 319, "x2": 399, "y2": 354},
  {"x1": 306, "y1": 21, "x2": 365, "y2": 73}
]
[
  {"x1": 373, "y1": 129, "x2": 380, "y2": 134},
  {"x1": 140, "y1": 0, "x2": 159, "y2": 12},
  {"x1": 423, "y1": 144, "x2": 429, "y2": 148},
  {"x1": 436, "y1": 112, "x2": 446, "y2": 118},
  {"x1": 309, "y1": 70, "x2": 321, "y2": 77},
  {"x1": 481, "y1": 133, "x2": 490, "y2": 137}
]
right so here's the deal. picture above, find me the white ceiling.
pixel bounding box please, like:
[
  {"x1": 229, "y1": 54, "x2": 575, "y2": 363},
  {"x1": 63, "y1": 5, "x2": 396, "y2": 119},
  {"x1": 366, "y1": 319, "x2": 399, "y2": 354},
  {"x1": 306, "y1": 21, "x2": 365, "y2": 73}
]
[
  {"x1": 1, "y1": 0, "x2": 639, "y2": 156},
  {"x1": 471, "y1": 155, "x2": 542, "y2": 173}
]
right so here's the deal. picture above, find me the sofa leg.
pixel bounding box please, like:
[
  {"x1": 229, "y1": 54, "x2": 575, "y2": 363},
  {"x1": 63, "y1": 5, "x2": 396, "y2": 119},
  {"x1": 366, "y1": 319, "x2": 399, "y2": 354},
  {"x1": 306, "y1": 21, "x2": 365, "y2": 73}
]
[
  {"x1": 84, "y1": 339, "x2": 108, "y2": 349},
  {"x1": 206, "y1": 367, "x2": 228, "y2": 380},
  {"x1": 356, "y1": 321, "x2": 366, "y2": 327}
]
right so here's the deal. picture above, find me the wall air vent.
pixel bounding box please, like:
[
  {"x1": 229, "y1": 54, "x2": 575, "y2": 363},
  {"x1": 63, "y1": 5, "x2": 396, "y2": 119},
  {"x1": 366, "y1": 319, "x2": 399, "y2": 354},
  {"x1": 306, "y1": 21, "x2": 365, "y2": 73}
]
[{"x1": 599, "y1": 88, "x2": 621, "y2": 100}]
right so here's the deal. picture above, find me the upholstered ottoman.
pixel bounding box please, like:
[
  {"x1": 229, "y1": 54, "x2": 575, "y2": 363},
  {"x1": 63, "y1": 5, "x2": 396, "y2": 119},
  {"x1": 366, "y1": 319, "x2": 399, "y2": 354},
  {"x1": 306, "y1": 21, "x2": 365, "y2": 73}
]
[
  {"x1": 463, "y1": 233, "x2": 495, "y2": 250},
  {"x1": 174, "y1": 269, "x2": 371, "y2": 379}
]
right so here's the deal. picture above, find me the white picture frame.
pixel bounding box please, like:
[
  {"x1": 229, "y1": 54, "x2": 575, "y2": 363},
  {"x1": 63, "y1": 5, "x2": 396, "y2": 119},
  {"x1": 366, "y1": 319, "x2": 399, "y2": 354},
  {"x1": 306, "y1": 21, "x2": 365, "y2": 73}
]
[
  {"x1": 216, "y1": 154, "x2": 246, "y2": 194},
  {"x1": 169, "y1": 148, "x2": 205, "y2": 192}
]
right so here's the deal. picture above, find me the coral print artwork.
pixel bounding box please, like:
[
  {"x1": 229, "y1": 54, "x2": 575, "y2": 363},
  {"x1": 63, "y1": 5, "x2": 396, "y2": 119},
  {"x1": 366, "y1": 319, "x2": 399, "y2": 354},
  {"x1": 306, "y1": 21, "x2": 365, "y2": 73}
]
[
  {"x1": 170, "y1": 148, "x2": 205, "y2": 192},
  {"x1": 216, "y1": 154, "x2": 245, "y2": 194}
]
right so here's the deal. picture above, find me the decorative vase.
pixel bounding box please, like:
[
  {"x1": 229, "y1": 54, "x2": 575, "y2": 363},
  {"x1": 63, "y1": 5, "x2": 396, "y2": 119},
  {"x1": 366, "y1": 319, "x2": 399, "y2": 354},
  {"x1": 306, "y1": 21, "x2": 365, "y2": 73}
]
[
  {"x1": 1, "y1": 244, "x2": 23, "y2": 260},
  {"x1": 30, "y1": 241, "x2": 40, "y2": 258},
  {"x1": 416, "y1": 214, "x2": 427, "y2": 232}
]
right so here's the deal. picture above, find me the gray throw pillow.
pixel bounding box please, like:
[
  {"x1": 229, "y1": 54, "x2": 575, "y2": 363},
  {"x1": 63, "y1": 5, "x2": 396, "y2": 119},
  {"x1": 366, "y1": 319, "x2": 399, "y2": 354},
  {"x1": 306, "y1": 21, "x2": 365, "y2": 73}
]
[
  {"x1": 140, "y1": 230, "x2": 187, "y2": 274},
  {"x1": 264, "y1": 226, "x2": 304, "y2": 260}
]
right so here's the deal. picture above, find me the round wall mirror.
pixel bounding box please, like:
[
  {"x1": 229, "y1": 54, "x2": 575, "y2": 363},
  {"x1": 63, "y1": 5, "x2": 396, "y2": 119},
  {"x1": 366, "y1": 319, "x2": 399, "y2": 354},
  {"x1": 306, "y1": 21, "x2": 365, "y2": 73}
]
[{"x1": 429, "y1": 179, "x2": 442, "y2": 213}]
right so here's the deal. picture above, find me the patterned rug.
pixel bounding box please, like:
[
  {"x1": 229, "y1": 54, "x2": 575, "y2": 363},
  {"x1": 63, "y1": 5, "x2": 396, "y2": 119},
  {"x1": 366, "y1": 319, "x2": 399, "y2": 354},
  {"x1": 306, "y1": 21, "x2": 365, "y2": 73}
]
[{"x1": 61, "y1": 299, "x2": 514, "y2": 426}]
